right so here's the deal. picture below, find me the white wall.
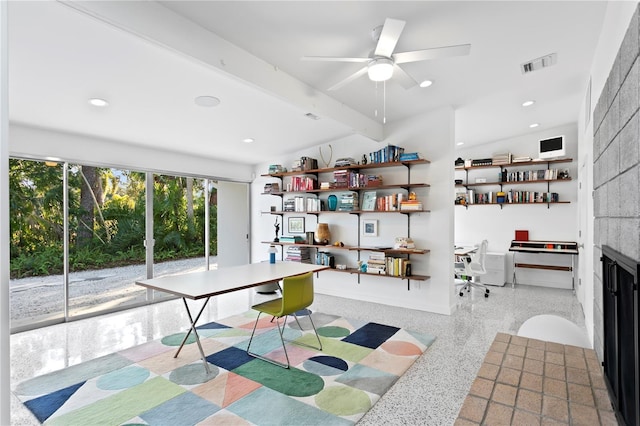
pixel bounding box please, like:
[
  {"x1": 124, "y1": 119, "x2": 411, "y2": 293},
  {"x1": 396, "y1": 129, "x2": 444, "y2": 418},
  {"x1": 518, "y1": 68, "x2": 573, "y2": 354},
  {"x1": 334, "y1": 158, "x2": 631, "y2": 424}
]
[
  {"x1": 251, "y1": 107, "x2": 456, "y2": 315},
  {"x1": 577, "y1": 1, "x2": 639, "y2": 345},
  {"x1": 454, "y1": 123, "x2": 579, "y2": 289},
  {"x1": 9, "y1": 124, "x2": 254, "y2": 182}
]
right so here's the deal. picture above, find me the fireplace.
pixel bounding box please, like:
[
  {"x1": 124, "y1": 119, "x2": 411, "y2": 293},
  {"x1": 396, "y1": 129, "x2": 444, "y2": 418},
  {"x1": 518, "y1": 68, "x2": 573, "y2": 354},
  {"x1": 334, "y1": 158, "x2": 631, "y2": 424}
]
[{"x1": 601, "y1": 246, "x2": 639, "y2": 426}]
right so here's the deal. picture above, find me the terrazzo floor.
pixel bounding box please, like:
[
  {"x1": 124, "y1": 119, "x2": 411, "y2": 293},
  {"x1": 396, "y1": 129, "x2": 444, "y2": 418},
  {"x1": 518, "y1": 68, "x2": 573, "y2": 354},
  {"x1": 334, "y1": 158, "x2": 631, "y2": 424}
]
[{"x1": 10, "y1": 283, "x2": 589, "y2": 425}]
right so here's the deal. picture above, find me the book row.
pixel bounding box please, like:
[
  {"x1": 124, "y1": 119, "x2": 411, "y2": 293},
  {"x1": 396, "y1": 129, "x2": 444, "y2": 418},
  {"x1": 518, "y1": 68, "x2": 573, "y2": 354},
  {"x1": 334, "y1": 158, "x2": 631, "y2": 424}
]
[{"x1": 463, "y1": 190, "x2": 560, "y2": 204}]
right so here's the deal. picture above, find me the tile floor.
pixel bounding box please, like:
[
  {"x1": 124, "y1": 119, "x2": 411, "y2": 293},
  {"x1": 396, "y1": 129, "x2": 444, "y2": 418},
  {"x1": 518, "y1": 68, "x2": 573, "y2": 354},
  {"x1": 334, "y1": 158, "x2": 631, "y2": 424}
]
[
  {"x1": 455, "y1": 333, "x2": 617, "y2": 425},
  {"x1": 10, "y1": 283, "x2": 598, "y2": 425}
]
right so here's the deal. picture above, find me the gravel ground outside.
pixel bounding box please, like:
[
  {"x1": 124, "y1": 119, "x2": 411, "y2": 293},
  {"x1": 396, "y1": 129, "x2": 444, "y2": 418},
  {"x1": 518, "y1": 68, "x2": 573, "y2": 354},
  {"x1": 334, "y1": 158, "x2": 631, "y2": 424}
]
[{"x1": 9, "y1": 257, "x2": 217, "y2": 325}]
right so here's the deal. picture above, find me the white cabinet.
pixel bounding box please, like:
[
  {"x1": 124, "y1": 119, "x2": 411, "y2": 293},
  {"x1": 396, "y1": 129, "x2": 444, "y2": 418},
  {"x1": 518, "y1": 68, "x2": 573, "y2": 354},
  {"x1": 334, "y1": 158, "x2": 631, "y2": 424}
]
[{"x1": 482, "y1": 252, "x2": 506, "y2": 286}]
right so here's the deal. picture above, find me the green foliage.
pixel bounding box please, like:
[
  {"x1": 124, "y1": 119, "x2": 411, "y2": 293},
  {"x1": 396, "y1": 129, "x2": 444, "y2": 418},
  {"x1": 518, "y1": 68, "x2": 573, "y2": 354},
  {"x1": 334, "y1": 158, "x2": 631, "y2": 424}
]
[
  {"x1": 10, "y1": 159, "x2": 219, "y2": 278},
  {"x1": 11, "y1": 246, "x2": 62, "y2": 278}
]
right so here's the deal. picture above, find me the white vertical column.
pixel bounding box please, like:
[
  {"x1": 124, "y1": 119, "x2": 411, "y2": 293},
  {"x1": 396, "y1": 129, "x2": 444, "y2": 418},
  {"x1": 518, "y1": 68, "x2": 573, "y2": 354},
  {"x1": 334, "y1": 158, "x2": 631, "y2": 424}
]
[
  {"x1": 145, "y1": 172, "x2": 154, "y2": 299},
  {"x1": 0, "y1": 1, "x2": 10, "y2": 423}
]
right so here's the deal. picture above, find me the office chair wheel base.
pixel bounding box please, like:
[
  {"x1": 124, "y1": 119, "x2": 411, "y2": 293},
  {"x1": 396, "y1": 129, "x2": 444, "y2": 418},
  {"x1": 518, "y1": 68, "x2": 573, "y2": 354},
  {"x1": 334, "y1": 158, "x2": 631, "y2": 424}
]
[
  {"x1": 485, "y1": 289, "x2": 490, "y2": 294},
  {"x1": 459, "y1": 292, "x2": 464, "y2": 297},
  {"x1": 484, "y1": 293, "x2": 489, "y2": 298}
]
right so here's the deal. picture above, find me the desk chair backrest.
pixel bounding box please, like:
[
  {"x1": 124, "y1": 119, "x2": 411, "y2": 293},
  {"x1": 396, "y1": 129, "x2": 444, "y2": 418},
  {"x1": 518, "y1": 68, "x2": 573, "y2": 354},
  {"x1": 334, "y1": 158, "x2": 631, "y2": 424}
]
[
  {"x1": 468, "y1": 239, "x2": 488, "y2": 276},
  {"x1": 278, "y1": 271, "x2": 314, "y2": 316}
]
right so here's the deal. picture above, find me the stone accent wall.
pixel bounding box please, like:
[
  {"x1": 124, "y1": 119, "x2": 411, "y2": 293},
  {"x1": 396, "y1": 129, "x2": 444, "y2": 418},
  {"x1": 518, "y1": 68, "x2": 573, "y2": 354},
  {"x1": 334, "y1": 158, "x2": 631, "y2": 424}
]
[{"x1": 592, "y1": 5, "x2": 640, "y2": 361}]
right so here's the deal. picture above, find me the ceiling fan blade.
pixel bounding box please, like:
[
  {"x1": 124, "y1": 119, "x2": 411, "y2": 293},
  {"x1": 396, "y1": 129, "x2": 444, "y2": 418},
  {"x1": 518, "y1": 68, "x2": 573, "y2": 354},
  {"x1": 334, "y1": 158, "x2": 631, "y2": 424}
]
[
  {"x1": 327, "y1": 66, "x2": 368, "y2": 91},
  {"x1": 374, "y1": 18, "x2": 405, "y2": 58},
  {"x1": 394, "y1": 44, "x2": 471, "y2": 64},
  {"x1": 392, "y1": 65, "x2": 418, "y2": 90},
  {"x1": 301, "y1": 56, "x2": 370, "y2": 63}
]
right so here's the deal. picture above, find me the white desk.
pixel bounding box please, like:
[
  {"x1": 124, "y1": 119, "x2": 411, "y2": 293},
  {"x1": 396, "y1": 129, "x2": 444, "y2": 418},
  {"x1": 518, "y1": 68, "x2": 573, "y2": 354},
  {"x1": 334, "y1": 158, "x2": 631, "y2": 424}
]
[
  {"x1": 136, "y1": 262, "x2": 329, "y2": 372},
  {"x1": 455, "y1": 246, "x2": 477, "y2": 256},
  {"x1": 509, "y1": 240, "x2": 578, "y2": 290}
]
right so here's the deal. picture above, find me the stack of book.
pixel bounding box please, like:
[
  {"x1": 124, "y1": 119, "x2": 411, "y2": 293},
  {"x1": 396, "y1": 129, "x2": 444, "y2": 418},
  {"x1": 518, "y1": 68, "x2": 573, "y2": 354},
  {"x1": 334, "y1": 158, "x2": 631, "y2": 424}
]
[
  {"x1": 283, "y1": 196, "x2": 321, "y2": 212},
  {"x1": 492, "y1": 153, "x2": 512, "y2": 165},
  {"x1": 399, "y1": 200, "x2": 423, "y2": 211},
  {"x1": 399, "y1": 152, "x2": 424, "y2": 161},
  {"x1": 290, "y1": 175, "x2": 317, "y2": 191},
  {"x1": 305, "y1": 197, "x2": 320, "y2": 212},
  {"x1": 512, "y1": 156, "x2": 532, "y2": 163},
  {"x1": 337, "y1": 193, "x2": 359, "y2": 211},
  {"x1": 283, "y1": 199, "x2": 295, "y2": 212},
  {"x1": 377, "y1": 193, "x2": 402, "y2": 211},
  {"x1": 368, "y1": 144, "x2": 405, "y2": 164},
  {"x1": 268, "y1": 164, "x2": 285, "y2": 174},
  {"x1": 315, "y1": 251, "x2": 335, "y2": 267},
  {"x1": 285, "y1": 246, "x2": 311, "y2": 263},
  {"x1": 333, "y1": 170, "x2": 349, "y2": 188},
  {"x1": 471, "y1": 158, "x2": 493, "y2": 166},
  {"x1": 366, "y1": 253, "x2": 386, "y2": 274},
  {"x1": 279, "y1": 235, "x2": 304, "y2": 243},
  {"x1": 393, "y1": 237, "x2": 415, "y2": 250},
  {"x1": 386, "y1": 257, "x2": 411, "y2": 277},
  {"x1": 334, "y1": 157, "x2": 357, "y2": 167},
  {"x1": 347, "y1": 172, "x2": 383, "y2": 188},
  {"x1": 263, "y1": 182, "x2": 280, "y2": 193}
]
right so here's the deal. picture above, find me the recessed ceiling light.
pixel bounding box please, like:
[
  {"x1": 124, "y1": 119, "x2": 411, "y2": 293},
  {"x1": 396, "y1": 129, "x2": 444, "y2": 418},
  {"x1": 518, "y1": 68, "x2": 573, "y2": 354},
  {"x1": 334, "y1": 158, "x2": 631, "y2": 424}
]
[
  {"x1": 456, "y1": 142, "x2": 465, "y2": 146},
  {"x1": 419, "y1": 80, "x2": 433, "y2": 88},
  {"x1": 242, "y1": 138, "x2": 254, "y2": 143},
  {"x1": 194, "y1": 96, "x2": 221, "y2": 107},
  {"x1": 88, "y1": 98, "x2": 109, "y2": 107},
  {"x1": 529, "y1": 123, "x2": 540, "y2": 128},
  {"x1": 522, "y1": 100, "x2": 535, "y2": 107}
]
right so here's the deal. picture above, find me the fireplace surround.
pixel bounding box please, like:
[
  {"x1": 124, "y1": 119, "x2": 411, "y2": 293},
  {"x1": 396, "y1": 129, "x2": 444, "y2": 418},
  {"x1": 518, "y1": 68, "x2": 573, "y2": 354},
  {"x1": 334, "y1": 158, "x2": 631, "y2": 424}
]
[{"x1": 601, "y1": 245, "x2": 639, "y2": 426}]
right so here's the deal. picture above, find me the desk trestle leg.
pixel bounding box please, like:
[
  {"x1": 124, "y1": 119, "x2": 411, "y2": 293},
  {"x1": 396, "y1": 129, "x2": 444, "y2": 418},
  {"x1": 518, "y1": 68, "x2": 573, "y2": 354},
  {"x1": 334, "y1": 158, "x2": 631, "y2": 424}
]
[{"x1": 175, "y1": 297, "x2": 211, "y2": 374}]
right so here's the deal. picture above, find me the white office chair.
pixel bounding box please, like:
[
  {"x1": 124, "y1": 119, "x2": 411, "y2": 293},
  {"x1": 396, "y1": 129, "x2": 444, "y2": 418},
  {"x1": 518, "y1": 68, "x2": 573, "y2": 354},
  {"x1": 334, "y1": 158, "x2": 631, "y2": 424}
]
[{"x1": 455, "y1": 239, "x2": 490, "y2": 298}]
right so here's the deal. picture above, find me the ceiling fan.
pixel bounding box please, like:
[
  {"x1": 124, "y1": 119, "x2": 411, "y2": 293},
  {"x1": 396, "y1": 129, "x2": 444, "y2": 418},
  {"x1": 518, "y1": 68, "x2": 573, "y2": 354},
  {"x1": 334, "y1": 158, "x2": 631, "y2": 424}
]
[{"x1": 302, "y1": 18, "x2": 470, "y2": 91}]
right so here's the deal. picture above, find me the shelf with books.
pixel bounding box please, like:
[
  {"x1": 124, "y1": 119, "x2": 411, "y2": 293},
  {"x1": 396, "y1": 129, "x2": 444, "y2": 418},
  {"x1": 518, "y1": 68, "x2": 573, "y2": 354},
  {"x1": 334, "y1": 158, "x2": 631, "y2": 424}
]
[
  {"x1": 261, "y1": 159, "x2": 430, "y2": 178},
  {"x1": 262, "y1": 155, "x2": 429, "y2": 289},
  {"x1": 262, "y1": 209, "x2": 430, "y2": 216},
  {"x1": 457, "y1": 157, "x2": 572, "y2": 171},
  {"x1": 455, "y1": 157, "x2": 573, "y2": 209}
]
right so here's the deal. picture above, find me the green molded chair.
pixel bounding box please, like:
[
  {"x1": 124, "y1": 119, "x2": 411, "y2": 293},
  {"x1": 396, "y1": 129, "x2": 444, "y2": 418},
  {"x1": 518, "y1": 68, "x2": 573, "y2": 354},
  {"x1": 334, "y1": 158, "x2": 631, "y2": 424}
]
[{"x1": 246, "y1": 271, "x2": 322, "y2": 368}]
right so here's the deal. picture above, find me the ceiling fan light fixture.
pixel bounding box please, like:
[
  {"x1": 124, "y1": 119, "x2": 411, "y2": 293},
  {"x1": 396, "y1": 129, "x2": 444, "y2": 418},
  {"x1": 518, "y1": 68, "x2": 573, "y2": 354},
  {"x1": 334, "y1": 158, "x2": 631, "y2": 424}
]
[{"x1": 368, "y1": 58, "x2": 394, "y2": 82}]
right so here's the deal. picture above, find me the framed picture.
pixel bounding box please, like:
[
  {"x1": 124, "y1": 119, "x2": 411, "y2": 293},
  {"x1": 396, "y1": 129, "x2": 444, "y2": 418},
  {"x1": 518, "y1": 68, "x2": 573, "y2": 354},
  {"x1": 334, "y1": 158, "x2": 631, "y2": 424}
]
[
  {"x1": 362, "y1": 219, "x2": 378, "y2": 237},
  {"x1": 361, "y1": 191, "x2": 377, "y2": 211},
  {"x1": 288, "y1": 217, "x2": 305, "y2": 234}
]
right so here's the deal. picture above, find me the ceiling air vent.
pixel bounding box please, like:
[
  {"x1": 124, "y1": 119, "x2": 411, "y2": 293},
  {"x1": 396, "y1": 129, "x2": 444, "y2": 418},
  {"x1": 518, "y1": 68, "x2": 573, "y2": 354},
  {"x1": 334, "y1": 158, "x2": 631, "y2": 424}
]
[{"x1": 521, "y1": 53, "x2": 557, "y2": 74}]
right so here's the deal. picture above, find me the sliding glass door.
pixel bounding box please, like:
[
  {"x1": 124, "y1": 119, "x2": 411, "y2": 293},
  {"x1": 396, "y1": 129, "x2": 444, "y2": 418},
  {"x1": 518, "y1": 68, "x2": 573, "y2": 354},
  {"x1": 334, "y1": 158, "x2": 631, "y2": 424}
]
[
  {"x1": 67, "y1": 164, "x2": 147, "y2": 317},
  {"x1": 9, "y1": 158, "x2": 222, "y2": 331},
  {"x1": 151, "y1": 173, "x2": 208, "y2": 300}
]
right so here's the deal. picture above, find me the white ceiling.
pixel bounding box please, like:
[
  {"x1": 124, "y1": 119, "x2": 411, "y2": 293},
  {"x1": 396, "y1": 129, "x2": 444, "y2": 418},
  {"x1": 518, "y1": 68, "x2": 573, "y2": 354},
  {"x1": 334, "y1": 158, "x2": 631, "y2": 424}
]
[{"x1": 8, "y1": 1, "x2": 607, "y2": 165}]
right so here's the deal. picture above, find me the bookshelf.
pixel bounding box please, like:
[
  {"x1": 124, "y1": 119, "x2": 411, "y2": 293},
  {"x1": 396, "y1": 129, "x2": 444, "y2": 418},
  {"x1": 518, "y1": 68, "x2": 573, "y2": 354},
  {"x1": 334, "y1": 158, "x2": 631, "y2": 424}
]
[
  {"x1": 455, "y1": 158, "x2": 573, "y2": 208},
  {"x1": 261, "y1": 159, "x2": 430, "y2": 289}
]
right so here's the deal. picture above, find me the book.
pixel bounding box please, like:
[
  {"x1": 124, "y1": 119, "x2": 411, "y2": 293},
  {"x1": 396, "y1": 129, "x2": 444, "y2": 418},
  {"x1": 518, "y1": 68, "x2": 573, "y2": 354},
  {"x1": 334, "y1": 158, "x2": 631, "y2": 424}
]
[
  {"x1": 399, "y1": 152, "x2": 424, "y2": 161},
  {"x1": 361, "y1": 191, "x2": 377, "y2": 211},
  {"x1": 400, "y1": 200, "x2": 423, "y2": 211}
]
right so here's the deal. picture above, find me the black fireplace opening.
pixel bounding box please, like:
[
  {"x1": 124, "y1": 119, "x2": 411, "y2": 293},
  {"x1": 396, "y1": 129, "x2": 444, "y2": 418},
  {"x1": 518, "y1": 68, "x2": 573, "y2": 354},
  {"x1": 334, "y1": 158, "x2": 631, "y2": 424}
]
[{"x1": 601, "y1": 245, "x2": 639, "y2": 426}]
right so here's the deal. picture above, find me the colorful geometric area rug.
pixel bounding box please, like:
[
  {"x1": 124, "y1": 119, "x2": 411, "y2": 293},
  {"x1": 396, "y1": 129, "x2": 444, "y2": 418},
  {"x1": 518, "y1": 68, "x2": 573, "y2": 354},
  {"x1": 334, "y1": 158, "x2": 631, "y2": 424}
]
[{"x1": 13, "y1": 310, "x2": 436, "y2": 425}]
